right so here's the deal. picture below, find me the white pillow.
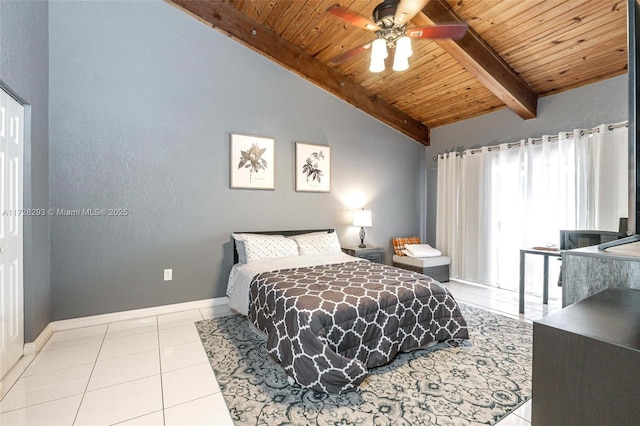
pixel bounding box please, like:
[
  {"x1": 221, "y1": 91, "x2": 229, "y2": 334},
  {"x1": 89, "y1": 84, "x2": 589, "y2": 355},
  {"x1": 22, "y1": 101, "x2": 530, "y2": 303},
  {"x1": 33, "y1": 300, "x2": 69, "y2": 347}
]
[
  {"x1": 232, "y1": 233, "x2": 288, "y2": 264},
  {"x1": 403, "y1": 244, "x2": 442, "y2": 258},
  {"x1": 289, "y1": 232, "x2": 342, "y2": 256},
  {"x1": 243, "y1": 234, "x2": 299, "y2": 262}
]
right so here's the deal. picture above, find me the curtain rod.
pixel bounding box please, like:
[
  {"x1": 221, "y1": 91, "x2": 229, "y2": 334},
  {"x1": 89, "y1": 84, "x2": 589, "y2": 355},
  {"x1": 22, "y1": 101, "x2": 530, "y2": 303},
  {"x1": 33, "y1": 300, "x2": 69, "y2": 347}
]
[{"x1": 432, "y1": 121, "x2": 628, "y2": 161}]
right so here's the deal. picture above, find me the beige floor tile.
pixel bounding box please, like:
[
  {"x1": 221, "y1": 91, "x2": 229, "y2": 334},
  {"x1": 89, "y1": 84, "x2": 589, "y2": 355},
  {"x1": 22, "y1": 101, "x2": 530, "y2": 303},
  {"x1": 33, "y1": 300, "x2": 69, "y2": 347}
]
[
  {"x1": 161, "y1": 362, "x2": 220, "y2": 408},
  {"x1": 157, "y1": 309, "x2": 203, "y2": 330},
  {"x1": 97, "y1": 330, "x2": 158, "y2": 361},
  {"x1": 88, "y1": 349, "x2": 160, "y2": 391},
  {"x1": 23, "y1": 341, "x2": 101, "y2": 377},
  {"x1": 0, "y1": 354, "x2": 35, "y2": 400},
  {"x1": 160, "y1": 340, "x2": 209, "y2": 373},
  {"x1": 105, "y1": 316, "x2": 158, "y2": 340},
  {"x1": 116, "y1": 410, "x2": 164, "y2": 425},
  {"x1": 0, "y1": 394, "x2": 82, "y2": 426},
  {"x1": 74, "y1": 375, "x2": 162, "y2": 426},
  {"x1": 0, "y1": 364, "x2": 92, "y2": 413}
]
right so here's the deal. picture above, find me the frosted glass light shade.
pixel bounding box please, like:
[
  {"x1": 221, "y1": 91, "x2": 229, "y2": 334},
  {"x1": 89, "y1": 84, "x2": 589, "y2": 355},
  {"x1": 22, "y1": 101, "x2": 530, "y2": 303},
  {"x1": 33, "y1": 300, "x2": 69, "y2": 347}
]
[
  {"x1": 369, "y1": 39, "x2": 387, "y2": 73},
  {"x1": 392, "y1": 54, "x2": 409, "y2": 71},
  {"x1": 396, "y1": 36, "x2": 412, "y2": 58},
  {"x1": 353, "y1": 209, "x2": 372, "y2": 227},
  {"x1": 371, "y1": 38, "x2": 388, "y2": 60},
  {"x1": 392, "y1": 36, "x2": 412, "y2": 71},
  {"x1": 369, "y1": 57, "x2": 385, "y2": 73}
]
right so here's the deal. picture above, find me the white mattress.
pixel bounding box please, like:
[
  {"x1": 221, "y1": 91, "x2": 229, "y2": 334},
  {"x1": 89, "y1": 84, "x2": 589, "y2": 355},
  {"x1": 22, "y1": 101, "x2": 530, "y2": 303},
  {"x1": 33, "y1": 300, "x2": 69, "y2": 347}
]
[{"x1": 393, "y1": 254, "x2": 450, "y2": 267}]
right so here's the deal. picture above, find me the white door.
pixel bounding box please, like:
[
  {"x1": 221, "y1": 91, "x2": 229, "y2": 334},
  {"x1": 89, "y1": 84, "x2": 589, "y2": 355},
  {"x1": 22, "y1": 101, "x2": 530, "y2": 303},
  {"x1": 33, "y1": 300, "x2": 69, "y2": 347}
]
[{"x1": 0, "y1": 88, "x2": 24, "y2": 382}]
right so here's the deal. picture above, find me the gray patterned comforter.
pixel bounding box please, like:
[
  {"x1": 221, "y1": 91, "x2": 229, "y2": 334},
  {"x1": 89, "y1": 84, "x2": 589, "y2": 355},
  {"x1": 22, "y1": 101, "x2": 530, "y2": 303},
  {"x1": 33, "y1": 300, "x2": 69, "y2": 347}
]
[{"x1": 248, "y1": 261, "x2": 469, "y2": 393}]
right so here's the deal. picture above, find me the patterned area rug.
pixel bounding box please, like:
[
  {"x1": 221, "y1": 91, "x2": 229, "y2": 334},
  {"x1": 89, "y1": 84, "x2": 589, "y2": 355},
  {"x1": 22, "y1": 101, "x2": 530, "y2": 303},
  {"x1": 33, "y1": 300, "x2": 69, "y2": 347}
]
[{"x1": 196, "y1": 304, "x2": 532, "y2": 425}]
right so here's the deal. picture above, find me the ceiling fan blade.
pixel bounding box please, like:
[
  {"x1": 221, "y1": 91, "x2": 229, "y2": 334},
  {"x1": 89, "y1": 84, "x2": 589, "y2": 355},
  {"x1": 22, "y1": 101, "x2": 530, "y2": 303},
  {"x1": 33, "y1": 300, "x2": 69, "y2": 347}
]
[
  {"x1": 329, "y1": 42, "x2": 372, "y2": 65},
  {"x1": 406, "y1": 24, "x2": 468, "y2": 40},
  {"x1": 326, "y1": 4, "x2": 379, "y2": 31},
  {"x1": 394, "y1": 0, "x2": 430, "y2": 27}
]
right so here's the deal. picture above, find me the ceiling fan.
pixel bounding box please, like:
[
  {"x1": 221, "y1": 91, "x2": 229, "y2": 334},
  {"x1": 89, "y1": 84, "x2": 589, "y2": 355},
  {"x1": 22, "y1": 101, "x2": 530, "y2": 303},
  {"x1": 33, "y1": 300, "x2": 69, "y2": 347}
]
[{"x1": 326, "y1": 0, "x2": 467, "y2": 72}]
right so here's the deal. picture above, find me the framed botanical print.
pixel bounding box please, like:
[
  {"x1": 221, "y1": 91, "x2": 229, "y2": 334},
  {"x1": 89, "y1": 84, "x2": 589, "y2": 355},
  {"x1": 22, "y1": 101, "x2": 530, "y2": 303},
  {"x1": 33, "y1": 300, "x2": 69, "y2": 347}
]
[
  {"x1": 230, "y1": 133, "x2": 275, "y2": 190},
  {"x1": 295, "y1": 142, "x2": 331, "y2": 192}
]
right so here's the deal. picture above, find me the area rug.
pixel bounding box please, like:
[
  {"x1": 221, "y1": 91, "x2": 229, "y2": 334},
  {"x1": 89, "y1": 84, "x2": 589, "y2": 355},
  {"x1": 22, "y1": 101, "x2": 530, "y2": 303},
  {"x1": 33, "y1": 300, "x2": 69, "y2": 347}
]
[{"x1": 196, "y1": 304, "x2": 532, "y2": 425}]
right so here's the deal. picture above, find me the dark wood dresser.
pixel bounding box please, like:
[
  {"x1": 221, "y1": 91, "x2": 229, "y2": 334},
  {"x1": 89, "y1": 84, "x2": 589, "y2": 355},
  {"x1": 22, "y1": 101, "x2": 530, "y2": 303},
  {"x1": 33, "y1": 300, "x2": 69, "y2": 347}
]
[{"x1": 532, "y1": 288, "x2": 640, "y2": 425}]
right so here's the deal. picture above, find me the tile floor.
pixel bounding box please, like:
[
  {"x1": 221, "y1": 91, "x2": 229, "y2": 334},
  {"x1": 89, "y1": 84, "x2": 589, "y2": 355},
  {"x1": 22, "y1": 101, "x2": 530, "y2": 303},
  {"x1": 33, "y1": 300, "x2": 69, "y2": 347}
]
[
  {"x1": 0, "y1": 307, "x2": 234, "y2": 426},
  {"x1": 0, "y1": 280, "x2": 561, "y2": 425}
]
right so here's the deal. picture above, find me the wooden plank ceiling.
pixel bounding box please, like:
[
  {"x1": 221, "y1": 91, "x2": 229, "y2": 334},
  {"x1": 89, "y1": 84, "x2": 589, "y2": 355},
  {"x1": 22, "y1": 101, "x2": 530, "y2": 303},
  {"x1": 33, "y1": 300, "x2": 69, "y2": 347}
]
[{"x1": 169, "y1": 0, "x2": 628, "y2": 146}]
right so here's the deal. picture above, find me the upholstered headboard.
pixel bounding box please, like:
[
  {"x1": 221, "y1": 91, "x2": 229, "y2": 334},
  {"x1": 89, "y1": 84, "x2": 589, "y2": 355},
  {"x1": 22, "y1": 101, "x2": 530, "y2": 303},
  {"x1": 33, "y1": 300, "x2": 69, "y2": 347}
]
[{"x1": 232, "y1": 229, "x2": 335, "y2": 264}]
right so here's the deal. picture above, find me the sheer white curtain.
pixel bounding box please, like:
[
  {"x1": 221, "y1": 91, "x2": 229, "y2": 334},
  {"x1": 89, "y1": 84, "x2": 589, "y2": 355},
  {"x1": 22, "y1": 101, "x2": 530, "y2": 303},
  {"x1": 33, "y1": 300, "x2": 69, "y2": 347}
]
[
  {"x1": 435, "y1": 123, "x2": 628, "y2": 290},
  {"x1": 457, "y1": 147, "x2": 494, "y2": 284},
  {"x1": 491, "y1": 140, "x2": 528, "y2": 287},
  {"x1": 524, "y1": 134, "x2": 577, "y2": 247},
  {"x1": 517, "y1": 134, "x2": 577, "y2": 290},
  {"x1": 435, "y1": 153, "x2": 460, "y2": 277},
  {"x1": 575, "y1": 124, "x2": 628, "y2": 230}
]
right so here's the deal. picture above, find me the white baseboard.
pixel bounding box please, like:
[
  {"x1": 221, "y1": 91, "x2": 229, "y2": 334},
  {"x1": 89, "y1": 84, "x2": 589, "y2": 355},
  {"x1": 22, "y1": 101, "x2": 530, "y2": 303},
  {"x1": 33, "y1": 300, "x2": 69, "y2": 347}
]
[
  {"x1": 24, "y1": 296, "x2": 230, "y2": 354},
  {"x1": 23, "y1": 322, "x2": 54, "y2": 356}
]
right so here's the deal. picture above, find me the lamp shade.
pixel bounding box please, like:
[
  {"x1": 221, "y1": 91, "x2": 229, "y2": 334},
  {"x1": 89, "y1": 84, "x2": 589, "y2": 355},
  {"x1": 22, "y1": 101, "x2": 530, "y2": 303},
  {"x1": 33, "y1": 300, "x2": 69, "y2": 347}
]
[
  {"x1": 369, "y1": 56, "x2": 386, "y2": 73},
  {"x1": 392, "y1": 54, "x2": 409, "y2": 72},
  {"x1": 369, "y1": 38, "x2": 387, "y2": 73},
  {"x1": 396, "y1": 36, "x2": 412, "y2": 58},
  {"x1": 371, "y1": 38, "x2": 388, "y2": 60},
  {"x1": 353, "y1": 209, "x2": 372, "y2": 227}
]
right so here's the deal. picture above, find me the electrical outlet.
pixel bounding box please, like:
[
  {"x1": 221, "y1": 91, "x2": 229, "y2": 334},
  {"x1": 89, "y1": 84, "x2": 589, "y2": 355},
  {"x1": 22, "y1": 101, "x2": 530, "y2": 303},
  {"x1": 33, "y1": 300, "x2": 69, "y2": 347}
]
[{"x1": 164, "y1": 269, "x2": 172, "y2": 281}]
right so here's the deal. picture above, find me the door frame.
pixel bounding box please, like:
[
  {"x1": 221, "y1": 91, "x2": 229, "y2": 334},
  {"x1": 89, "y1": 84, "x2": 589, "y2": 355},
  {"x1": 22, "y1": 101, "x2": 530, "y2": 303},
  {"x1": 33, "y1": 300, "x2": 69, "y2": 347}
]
[{"x1": 0, "y1": 82, "x2": 28, "y2": 394}]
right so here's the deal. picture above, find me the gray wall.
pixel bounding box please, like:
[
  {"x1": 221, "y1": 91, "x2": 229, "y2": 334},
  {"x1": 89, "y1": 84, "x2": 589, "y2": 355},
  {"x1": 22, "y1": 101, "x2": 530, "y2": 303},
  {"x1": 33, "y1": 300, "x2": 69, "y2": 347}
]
[
  {"x1": 425, "y1": 75, "x2": 628, "y2": 244},
  {"x1": 48, "y1": 1, "x2": 425, "y2": 320},
  {"x1": 0, "y1": 1, "x2": 51, "y2": 342}
]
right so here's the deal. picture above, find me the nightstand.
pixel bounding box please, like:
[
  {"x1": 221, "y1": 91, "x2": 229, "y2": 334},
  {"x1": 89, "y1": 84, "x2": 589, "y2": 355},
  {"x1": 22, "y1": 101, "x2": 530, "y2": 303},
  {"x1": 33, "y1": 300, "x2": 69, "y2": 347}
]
[{"x1": 342, "y1": 245, "x2": 385, "y2": 263}]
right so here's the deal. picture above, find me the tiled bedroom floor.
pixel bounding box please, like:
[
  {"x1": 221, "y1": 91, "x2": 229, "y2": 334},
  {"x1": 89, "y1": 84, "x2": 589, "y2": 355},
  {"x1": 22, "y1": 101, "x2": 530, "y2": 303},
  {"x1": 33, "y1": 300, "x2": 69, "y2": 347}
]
[{"x1": 0, "y1": 280, "x2": 560, "y2": 425}]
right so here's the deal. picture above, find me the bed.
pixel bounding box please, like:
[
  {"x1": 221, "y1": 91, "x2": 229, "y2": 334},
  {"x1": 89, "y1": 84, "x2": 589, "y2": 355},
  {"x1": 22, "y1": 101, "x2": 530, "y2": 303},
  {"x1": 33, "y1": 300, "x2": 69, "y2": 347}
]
[{"x1": 226, "y1": 229, "x2": 469, "y2": 394}]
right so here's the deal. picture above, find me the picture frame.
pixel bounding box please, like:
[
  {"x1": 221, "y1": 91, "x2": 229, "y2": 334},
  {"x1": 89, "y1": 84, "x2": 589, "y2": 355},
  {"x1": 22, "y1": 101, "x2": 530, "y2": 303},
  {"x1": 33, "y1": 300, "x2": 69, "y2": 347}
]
[
  {"x1": 295, "y1": 142, "x2": 331, "y2": 192},
  {"x1": 230, "y1": 133, "x2": 275, "y2": 190}
]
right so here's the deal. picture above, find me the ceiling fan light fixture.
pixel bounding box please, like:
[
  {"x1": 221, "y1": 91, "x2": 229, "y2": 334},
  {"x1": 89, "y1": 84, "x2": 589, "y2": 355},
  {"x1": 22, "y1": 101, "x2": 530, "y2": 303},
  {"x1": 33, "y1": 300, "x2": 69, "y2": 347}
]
[{"x1": 327, "y1": 2, "x2": 468, "y2": 74}]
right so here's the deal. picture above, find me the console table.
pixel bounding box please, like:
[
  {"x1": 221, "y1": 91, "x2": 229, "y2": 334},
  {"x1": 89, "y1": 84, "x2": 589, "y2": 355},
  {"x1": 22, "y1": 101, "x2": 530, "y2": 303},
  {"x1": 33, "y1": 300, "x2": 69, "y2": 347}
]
[
  {"x1": 518, "y1": 248, "x2": 561, "y2": 314},
  {"x1": 532, "y1": 288, "x2": 640, "y2": 425}
]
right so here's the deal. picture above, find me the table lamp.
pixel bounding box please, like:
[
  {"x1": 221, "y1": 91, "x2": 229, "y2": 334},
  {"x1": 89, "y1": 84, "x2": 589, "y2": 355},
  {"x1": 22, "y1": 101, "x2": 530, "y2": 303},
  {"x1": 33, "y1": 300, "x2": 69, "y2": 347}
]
[{"x1": 353, "y1": 208, "x2": 372, "y2": 248}]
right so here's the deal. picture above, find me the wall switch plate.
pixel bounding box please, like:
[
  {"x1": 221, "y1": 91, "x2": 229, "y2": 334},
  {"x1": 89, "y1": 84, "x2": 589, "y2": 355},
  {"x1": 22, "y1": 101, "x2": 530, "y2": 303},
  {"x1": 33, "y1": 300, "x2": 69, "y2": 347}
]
[{"x1": 164, "y1": 269, "x2": 172, "y2": 281}]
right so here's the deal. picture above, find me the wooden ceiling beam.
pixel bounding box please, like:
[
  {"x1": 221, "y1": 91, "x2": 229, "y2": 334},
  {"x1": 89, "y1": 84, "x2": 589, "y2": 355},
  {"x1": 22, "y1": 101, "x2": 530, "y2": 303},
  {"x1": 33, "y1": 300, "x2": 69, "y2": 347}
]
[
  {"x1": 168, "y1": 0, "x2": 431, "y2": 145},
  {"x1": 414, "y1": 0, "x2": 538, "y2": 120}
]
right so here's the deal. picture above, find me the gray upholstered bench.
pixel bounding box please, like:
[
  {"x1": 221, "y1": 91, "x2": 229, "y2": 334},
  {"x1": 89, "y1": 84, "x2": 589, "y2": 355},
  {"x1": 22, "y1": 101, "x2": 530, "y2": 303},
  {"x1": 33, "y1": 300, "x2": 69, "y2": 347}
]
[
  {"x1": 392, "y1": 254, "x2": 451, "y2": 282},
  {"x1": 391, "y1": 237, "x2": 450, "y2": 282}
]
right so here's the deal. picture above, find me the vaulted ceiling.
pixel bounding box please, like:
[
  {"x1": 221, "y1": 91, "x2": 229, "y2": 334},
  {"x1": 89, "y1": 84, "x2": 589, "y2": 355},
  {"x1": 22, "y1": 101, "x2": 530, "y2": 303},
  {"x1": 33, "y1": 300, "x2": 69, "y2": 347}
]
[{"x1": 169, "y1": 0, "x2": 628, "y2": 145}]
